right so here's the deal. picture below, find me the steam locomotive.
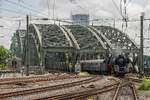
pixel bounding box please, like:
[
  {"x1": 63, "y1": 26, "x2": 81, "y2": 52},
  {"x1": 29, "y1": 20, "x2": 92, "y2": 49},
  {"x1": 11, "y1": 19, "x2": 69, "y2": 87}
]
[
  {"x1": 107, "y1": 54, "x2": 131, "y2": 76},
  {"x1": 80, "y1": 48, "x2": 139, "y2": 76},
  {"x1": 107, "y1": 49, "x2": 138, "y2": 76}
]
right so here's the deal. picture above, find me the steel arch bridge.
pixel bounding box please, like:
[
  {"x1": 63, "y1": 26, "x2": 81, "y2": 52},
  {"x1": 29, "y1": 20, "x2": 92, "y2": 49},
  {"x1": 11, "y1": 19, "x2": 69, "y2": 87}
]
[{"x1": 16, "y1": 24, "x2": 140, "y2": 71}]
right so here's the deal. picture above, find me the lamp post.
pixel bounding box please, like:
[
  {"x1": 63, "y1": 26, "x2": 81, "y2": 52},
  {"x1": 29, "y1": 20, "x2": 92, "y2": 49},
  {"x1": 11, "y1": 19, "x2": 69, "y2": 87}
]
[{"x1": 140, "y1": 12, "x2": 144, "y2": 75}]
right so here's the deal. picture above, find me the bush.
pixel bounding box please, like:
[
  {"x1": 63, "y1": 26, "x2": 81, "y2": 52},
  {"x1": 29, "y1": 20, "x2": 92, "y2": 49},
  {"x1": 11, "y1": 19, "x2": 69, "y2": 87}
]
[{"x1": 138, "y1": 79, "x2": 150, "y2": 91}]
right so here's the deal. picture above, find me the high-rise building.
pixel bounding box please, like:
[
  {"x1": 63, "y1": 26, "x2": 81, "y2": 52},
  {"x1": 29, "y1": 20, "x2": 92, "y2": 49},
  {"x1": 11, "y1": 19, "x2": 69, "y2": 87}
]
[{"x1": 72, "y1": 14, "x2": 89, "y2": 26}]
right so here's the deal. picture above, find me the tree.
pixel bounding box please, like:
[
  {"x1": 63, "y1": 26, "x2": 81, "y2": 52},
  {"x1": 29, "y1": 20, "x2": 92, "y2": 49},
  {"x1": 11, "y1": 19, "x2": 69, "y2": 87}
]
[{"x1": 0, "y1": 46, "x2": 11, "y2": 69}]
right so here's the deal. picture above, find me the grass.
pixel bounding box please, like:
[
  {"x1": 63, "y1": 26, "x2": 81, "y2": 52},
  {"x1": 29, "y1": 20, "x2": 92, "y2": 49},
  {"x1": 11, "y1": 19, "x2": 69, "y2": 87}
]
[{"x1": 78, "y1": 72, "x2": 90, "y2": 76}]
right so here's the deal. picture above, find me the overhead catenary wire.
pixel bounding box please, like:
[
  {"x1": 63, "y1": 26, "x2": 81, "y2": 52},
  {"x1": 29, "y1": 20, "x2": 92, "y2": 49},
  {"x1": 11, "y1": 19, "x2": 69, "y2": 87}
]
[
  {"x1": 0, "y1": 7, "x2": 47, "y2": 20},
  {"x1": 1, "y1": 11, "x2": 150, "y2": 31},
  {"x1": 1, "y1": 14, "x2": 150, "y2": 24},
  {"x1": 119, "y1": 0, "x2": 128, "y2": 32},
  {"x1": 52, "y1": 0, "x2": 56, "y2": 24},
  {"x1": 5, "y1": 0, "x2": 45, "y2": 15},
  {"x1": 0, "y1": 27, "x2": 17, "y2": 31},
  {"x1": 0, "y1": 0, "x2": 146, "y2": 24},
  {"x1": 47, "y1": 0, "x2": 51, "y2": 18},
  {"x1": 0, "y1": 7, "x2": 27, "y2": 15},
  {"x1": 0, "y1": 16, "x2": 145, "y2": 25},
  {"x1": 0, "y1": 1, "x2": 148, "y2": 32},
  {"x1": 111, "y1": 0, "x2": 124, "y2": 18},
  {"x1": 0, "y1": 16, "x2": 26, "y2": 22},
  {"x1": 0, "y1": 0, "x2": 147, "y2": 24},
  {"x1": 5, "y1": 0, "x2": 48, "y2": 18},
  {"x1": 19, "y1": 0, "x2": 46, "y2": 14}
]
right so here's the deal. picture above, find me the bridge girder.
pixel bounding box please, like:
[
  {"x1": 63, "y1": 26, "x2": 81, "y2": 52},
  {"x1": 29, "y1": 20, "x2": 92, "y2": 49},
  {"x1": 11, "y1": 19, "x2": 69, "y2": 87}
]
[
  {"x1": 94, "y1": 26, "x2": 139, "y2": 53},
  {"x1": 27, "y1": 24, "x2": 43, "y2": 66},
  {"x1": 20, "y1": 24, "x2": 139, "y2": 68}
]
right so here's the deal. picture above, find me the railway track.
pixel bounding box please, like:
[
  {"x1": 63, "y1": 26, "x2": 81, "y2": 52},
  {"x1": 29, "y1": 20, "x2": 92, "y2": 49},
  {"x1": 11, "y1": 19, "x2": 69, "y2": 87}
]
[
  {"x1": 34, "y1": 82, "x2": 120, "y2": 100},
  {"x1": 0, "y1": 74, "x2": 86, "y2": 85},
  {"x1": 126, "y1": 77, "x2": 142, "y2": 83},
  {"x1": 112, "y1": 80, "x2": 139, "y2": 100},
  {"x1": 0, "y1": 74, "x2": 62, "y2": 81},
  {"x1": 0, "y1": 72, "x2": 77, "y2": 80},
  {"x1": 108, "y1": 76, "x2": 142, "y2": 83},
  {"x1": 34, "y1": 78, "x2": 139, "y2": 100},
  {"x1": 0, "y1": 74, "x2": 140, "y2": 100},
  {"x1": 109, "y1": 77, "x2": 140, "y2": 100},
  {"x1": 0, "y1": 76, "x2": 100, "y2": 99},
  {"x1": 0, "y1": 71, "x2": 77, "y2": 82}
]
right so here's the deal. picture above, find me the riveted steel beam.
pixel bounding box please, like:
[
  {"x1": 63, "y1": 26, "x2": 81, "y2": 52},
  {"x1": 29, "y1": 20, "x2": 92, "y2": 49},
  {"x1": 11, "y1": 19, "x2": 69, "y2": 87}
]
[
  {"x1": 86, "y1": 27, "x2": 107, "y2": 49},
  {"x1": 61, "y1": 26, "x2": 80, "y2": 49},
  {"x1": 94, "y1": 26, "x2": 139, "y2": 53},
  {"x1": 90, "y1": 26, "x2": 112, "y2": 48},
  {"x1": 32, "y1": 24, "x2": 42, "y2": 46},
  {"x1": 58, "y1": 25, "x2": 73, "y2": 47}
]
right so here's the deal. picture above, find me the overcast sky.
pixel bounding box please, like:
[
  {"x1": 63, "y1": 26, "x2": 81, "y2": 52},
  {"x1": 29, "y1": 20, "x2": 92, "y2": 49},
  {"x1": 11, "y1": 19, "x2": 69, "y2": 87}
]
[{"x1": 0, "y1": 0, "x2": 150, "y2": 55}]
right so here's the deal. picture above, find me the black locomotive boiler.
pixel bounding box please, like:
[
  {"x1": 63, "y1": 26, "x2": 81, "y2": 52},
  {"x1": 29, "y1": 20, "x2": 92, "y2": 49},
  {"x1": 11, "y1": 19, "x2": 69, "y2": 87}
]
[{"x1": 113, "y1": 54, "x2": 130, "y2": 76}]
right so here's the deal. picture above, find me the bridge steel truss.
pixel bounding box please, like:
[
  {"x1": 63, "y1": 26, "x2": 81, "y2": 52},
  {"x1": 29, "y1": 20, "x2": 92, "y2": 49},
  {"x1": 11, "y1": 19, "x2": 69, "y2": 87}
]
[
  {"x1": 15, "y1": 30, "x2": 26, "y2": 63},
  {"x1": 16, "y1": 24, "x2": 140, "y2": 71}
]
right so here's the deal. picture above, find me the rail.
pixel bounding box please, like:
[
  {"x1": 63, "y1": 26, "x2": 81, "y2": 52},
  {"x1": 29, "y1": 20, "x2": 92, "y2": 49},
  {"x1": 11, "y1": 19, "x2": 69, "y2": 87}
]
[{"x1": 0, "y1": 77, "x2": 100, "y2": 99}]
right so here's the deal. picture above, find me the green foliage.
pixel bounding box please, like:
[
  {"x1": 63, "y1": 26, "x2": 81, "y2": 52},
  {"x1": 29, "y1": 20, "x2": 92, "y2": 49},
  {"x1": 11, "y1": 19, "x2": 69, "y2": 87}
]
[
  {"x1": 0, "y1": 46, "x2": 11, "y2": 68},
  {"x1": 138, "y1": 78, "x2": 150, "y2": 91}
]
